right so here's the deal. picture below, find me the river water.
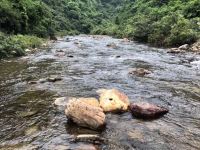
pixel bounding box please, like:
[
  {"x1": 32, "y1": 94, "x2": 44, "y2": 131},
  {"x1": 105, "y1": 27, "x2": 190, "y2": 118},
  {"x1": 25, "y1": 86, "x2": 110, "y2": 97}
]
[{"x1": 0, "y1": 35, "x2": 200, "y2": 150}]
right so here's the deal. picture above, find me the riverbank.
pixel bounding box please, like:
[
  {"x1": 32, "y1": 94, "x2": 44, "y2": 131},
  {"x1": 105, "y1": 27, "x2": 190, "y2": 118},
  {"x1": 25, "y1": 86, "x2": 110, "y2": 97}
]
[{"x1": 0, "y1": 32, "x2": 47, "y2": 59}]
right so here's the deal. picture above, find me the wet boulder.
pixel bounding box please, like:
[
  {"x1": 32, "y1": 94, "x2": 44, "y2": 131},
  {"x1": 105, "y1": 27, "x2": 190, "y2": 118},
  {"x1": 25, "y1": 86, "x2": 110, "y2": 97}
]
[
  {"x1": 191, "y1": 40, "x2": 200, "y2": 52},
  {"x1": 129, "y1": 68, "x2": 151, "y2": 76},
  {"x1": 178, "y1": 44, "x2": 189, "y2": 50},
  {"x1": 130, "y1": 102, "x2": 168, "y2": 119},
  {"x1": 65, "y1": 98, "x2": 105, "y2": 130},
  {"x1": 97, "y1": 89, "x2": 130, "y2": 112}
]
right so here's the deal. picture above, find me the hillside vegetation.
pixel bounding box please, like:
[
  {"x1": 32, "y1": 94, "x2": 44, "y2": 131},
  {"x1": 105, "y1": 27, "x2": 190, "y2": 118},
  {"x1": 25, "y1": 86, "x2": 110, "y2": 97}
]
[{"x1": 0, "y1": 0, "x2": 199, "y2": 58}]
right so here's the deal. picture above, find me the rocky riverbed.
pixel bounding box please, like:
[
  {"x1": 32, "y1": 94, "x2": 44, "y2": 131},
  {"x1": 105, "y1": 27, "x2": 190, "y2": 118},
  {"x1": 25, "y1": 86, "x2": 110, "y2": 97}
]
[{"x1": 0, "y1": 35, "x2": 200, "y2": 150}]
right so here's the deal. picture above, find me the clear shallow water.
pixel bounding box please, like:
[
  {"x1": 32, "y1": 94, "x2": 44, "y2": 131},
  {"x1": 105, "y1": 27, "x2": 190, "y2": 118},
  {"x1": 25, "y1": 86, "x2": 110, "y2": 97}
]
[{"x1": 0, "y1": 35, "x2": 200, "y2": 150}]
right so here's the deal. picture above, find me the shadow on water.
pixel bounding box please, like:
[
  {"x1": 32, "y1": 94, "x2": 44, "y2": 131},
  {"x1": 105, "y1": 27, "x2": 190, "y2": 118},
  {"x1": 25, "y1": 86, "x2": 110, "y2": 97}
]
[{"x1": 0, "y1": 35, "x2": 200, "y2": 150}]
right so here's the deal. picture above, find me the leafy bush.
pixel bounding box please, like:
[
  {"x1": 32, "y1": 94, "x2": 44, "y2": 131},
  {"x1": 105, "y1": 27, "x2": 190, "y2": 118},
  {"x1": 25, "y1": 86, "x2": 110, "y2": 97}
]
[{"x1": 0, "y1": 32, "x2": 43, "y2": 59}]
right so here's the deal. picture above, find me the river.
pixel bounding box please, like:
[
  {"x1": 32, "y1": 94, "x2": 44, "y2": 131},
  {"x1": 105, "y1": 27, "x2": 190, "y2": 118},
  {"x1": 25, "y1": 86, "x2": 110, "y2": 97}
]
[{"x1": 0, "y1": 35, "x2": 200, "y2": 150}]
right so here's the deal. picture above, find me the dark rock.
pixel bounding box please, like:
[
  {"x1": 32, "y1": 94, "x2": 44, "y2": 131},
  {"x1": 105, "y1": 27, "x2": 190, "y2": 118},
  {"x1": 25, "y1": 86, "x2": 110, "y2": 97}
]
[
  {"x1": 28, "y1": 81, "x2": 38, "y2": 84},
  {"x1": 74, "y1": 41, "x2": 80, "y2": 45},
  {"x1": 47, "y1": 76, "x2": 62, "y2": 82},
  {"x1": 167, "y1": 48, "x2": 184, "y2": 54},
  {"x1": 106, "y1": 43, "x2": 118, "y2": 49},
  {"x1": 56, "y1": 49, "x2": 64, "y2": 52},
  {"x1": 67, "y1": 55, "x2": 74, "y2": 58},
  {"x1": 65, "y1": 38, "x2": 70, "y2": 42},
  {"x1": 116, "y1": 55, "x2": 121, "y2": 58},
  {"x1": 130, "y1": 102, "x2": 168, "y2": 119},
  {"x1": 38, "y1": 78, "x2": 47, "y2": 83}
]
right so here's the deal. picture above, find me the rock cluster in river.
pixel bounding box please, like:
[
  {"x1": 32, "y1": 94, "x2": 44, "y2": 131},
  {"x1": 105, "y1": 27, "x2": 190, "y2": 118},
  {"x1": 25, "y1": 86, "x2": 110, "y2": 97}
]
[
  {"x1": 168, "y1": 42, "x2": 200, "y2": 54},
  {"x1": 55, "y1": 89, "x2": 168, "y2": 130}
]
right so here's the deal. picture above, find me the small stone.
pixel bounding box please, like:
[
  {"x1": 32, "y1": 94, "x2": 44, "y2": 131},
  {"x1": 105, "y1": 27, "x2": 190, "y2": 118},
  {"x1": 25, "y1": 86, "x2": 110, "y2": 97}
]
[
  {"x1": 47, "y1": 76, "x2": 62, "y2": 82},
  {"x1": 74, "y1": 41, "x2": 80, "y2": 45},
  {"x1": 67, "y1": 55, "x2": 74, "y2": 58},
  {"x1": 75, "y1": 134, "x2": 104, "y2": 143},
  {"x1": 129, "y1": 68, "x2": 151, "y2": 76},
  {"x1": 54, "y1": 97, "x2": 68, "y2": 106},
  {"x1": 116, "y1": 55, "x2": 121, "y2": 58},
  {"x1": 106, "y1": 43, "x2": 118, "y2": 49},
  {"x1": 130, "y1": 102, "x2": 169, "y2": 119},
  {"x1": 65, "y1": 38, "x2": 70, "y2": 42},
  {"x1": 28, "y1": 81, "x2": 38, "y2": 84},
  {"x1": 56, "y1": 49, "x2": 64, "y2": 52},
  {"x1": 167, "y1": 48, "x2": 183, "y2": 54}
]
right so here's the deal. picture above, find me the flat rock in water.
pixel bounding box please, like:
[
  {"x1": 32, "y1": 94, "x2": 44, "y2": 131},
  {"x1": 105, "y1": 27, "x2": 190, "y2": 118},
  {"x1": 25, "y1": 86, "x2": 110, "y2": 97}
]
[
  {"x1": 54, "y1": 97, "x2": 68, "y2": 106},
  {"x1": 97, "y1": 89, "x2": 130, "y2": 112},
  {"x1": 167, "y1": 48, "x2": 184, "y2": 54},
  {"x1": 65, "y1": 98, "x2": 105, "y2": 130},
  {"x1": 75, "y1": 134, "x2": 104, "y2": 143},
  {"x1": 129, "y1": 68, "x2": 151, "y2": 76},
  {"x1": 47, "y1": 76, "x2": 62, "y2": 82},
  {"x1": 28, "y1": 81, "x2": 38, "y2": 84},
  {"x1": 130, "y1": 102, "x2": 168, "y2": 119}
]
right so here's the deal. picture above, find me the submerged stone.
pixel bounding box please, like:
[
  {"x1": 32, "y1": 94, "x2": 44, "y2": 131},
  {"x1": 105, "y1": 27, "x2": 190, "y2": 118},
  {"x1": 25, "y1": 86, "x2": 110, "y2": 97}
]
[
  {"x1": 54, "y1": 97, "x2": 68, "y2": 107},
  {"x1": 129, "y1": 68, "x2": 151, "y2": 76},
  {"x1": 47, "y1": 76, "x2": 62, "y2": 82},
  {"x1": 130, "y1": 102, "x2": 168, "y2": 119}
]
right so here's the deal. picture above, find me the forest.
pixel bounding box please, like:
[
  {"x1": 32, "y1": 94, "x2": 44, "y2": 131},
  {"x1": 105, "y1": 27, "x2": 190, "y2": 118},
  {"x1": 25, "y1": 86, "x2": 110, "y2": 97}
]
[{"x1": 0, "y1": 0, "x2": 199, "y2": 58}]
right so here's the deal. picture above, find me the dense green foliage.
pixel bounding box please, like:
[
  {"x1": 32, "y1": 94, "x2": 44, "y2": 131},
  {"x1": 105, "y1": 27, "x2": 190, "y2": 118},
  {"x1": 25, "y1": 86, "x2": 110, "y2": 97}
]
[
  {"x1": 0, "y1": 32, "x2": 43, "y2": 59},
  {"x1": 94, "y1": 0, "x2": 200, "y2": 46},
  {"x1": 0, "y1": 0, "x2": 200, "y2": 58}
]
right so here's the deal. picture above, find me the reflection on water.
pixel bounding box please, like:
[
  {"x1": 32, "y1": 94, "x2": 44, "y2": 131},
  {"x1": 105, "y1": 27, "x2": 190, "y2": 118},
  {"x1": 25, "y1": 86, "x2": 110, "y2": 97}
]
[{"x1": 0, "y1": 35, "x2": 200, "y2": 150}]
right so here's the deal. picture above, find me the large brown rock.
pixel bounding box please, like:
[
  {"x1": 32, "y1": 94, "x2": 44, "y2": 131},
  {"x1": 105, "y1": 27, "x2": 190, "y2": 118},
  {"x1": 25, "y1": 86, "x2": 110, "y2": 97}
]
[
  {"x1": 65, "y1": 98, "x2": 105, "y2": 130},
  {"x1": 97, "y1": 89, "x2": 130, "y2": 112},
  {"x1": 130, "y1": 102, "x2": 168, "y2": 119}
]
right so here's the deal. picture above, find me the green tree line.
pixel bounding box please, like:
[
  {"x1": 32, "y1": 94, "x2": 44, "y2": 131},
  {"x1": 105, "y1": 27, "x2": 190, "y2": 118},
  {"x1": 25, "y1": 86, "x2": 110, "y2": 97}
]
[{"x1": 0, "y1": 0, "x2": 199, "y2": 58}]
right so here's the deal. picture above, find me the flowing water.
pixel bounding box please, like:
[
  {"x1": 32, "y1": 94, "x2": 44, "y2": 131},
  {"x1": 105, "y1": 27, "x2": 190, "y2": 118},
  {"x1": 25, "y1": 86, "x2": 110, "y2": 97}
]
[{"x1": 0, "y1": 35, "x2": 200, "y2": 150}]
